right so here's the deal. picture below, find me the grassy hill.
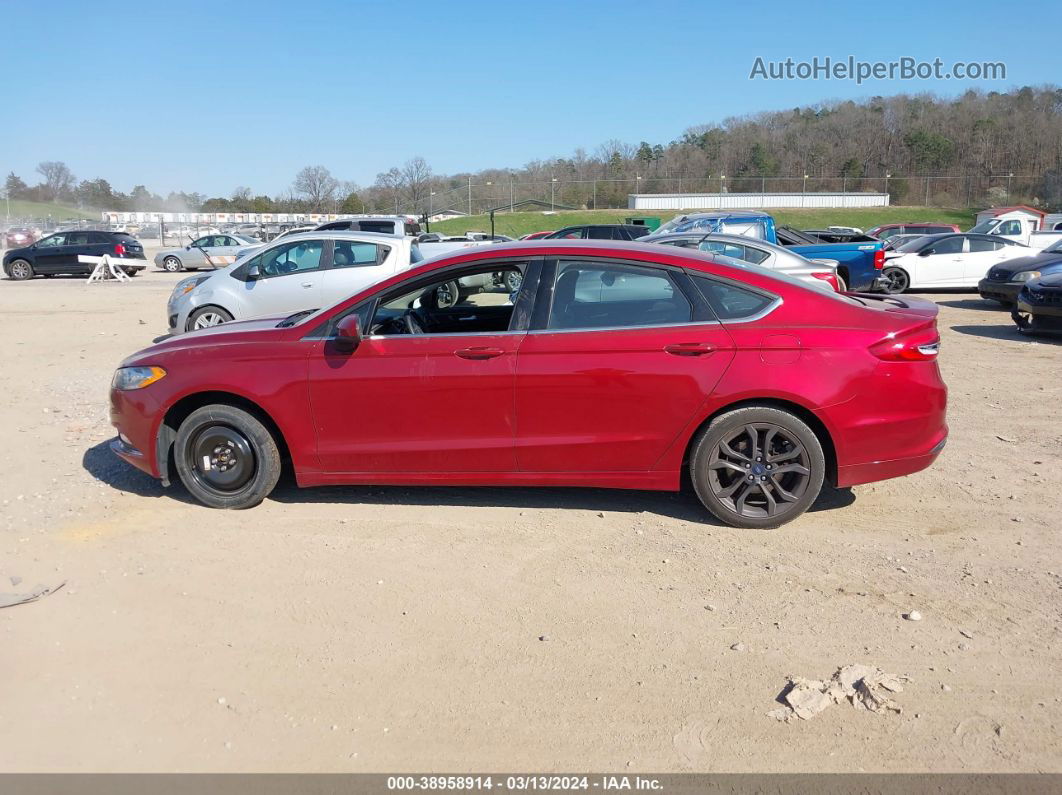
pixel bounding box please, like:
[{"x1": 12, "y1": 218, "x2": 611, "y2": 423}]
[
  {"x1": 3, "y1": 199, "x2": 93, "y2": 222},
  {"x1": 430, "y1": 206, "x2": 977, "y2": 238}
]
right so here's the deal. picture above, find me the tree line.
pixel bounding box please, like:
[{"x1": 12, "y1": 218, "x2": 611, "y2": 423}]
[{"x1": 5, "y1": 86, "x2": 1061, "y2": 216}]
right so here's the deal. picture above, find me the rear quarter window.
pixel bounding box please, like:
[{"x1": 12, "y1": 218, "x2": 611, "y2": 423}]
[{"x1": 691, "y1": 274, "x2": 775, "y2": 320}]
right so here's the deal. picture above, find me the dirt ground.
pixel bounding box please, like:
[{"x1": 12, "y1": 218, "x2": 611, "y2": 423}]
[{"x1": 0, "y1": 258, "x2": 1059, "y2": 773}]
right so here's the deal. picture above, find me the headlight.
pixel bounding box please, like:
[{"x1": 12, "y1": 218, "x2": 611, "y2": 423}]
[
  {"x1": 171, "y1": 275, "x2": 210, "y2": 299},
  {"x1": 112, "y1": 366, "x2": 167, "y2": 391},
  {"x1": 1011, "y1": 271, "x2": 1040, "y2": 283}
]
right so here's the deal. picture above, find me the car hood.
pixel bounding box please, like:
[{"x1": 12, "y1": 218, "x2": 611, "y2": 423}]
[
  {"x1": 988, "y1": 251, "x2": 1062, "y2": 276},
  {"x1": 1030, "y1": 271, "x2": 1062, "y2": 290},
  {"x1": 3, "y1": 245, "x2": 33, "y2": 259},
  {"x1": 121, "y1": 315, "x2": 291, "y2": 365}
]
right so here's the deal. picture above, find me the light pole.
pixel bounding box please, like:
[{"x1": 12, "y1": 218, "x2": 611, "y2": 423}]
[
  {"x1": 636, "y1": 174, "x2": 642, "y2": 197},
  {"x1": 884, "y1": 172, "x2": 891, "y2": 201},
  {"x1": 429, "y1": 191, "x2": 435, "y2": 219},
  {"x1": 720, "y1": 174, "x2": 726, "y2": 194},
  {"x1": 467, "y1": 175, "x2": 472, "y2": 217},
  {"x1": 1006, "y1": 172, "x2": 1014, "y2": 204},
  {"x1": 509, "y1": 173, "x2": 514, "y2": 213},
  {"x1": 550, "y1": 177, "x2": 557, "y2": 211},
  {"x1": 802, "y1": 173, "x2": 809, "y2": 206}
]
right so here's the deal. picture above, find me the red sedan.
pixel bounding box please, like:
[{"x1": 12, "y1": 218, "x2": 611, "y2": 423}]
[{"x1": 109, "y1": 241, "x2": 947, "y2": 529}]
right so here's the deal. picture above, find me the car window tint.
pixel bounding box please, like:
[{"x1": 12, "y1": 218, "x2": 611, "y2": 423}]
[
  {"x1": 997, "y1": 220, "x2": 1022, "y2": 235},
  {"x1": 587, "y1": 226, "x2": 612, "y2": 240},
  {"x1": 968, "y1": 238, "x2": 1002, "y2": 252},
  {"x1": 259, "y1": 239, "x2": 324, "y2": 277},
  {"x1": 37, "y1": 234, "x2": 66, "y2": 247},
  {"x1": 925, "y1": 237, "x2": 964, "y2": 255},
  {"x1": 332, "y1": 242, "x2": 382, "y2": 268},
  {"x1": 554, "y1": 228, "x2": 584, "y2": 239},
  {"x1": 548, "y1": 261, "x2": 691, "y2": 330},
  {"x1": 691, "y1": 275, "x2": 774, "y2": 320},
  {"x1": 66, "y1": 232, "x2": 91, "y2": 246},
  {"x1": 355, "y1": 221, "x2": 396, "y2": 234}
]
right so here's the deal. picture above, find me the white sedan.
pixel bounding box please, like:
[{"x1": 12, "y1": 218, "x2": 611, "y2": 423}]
[
  {"x1": 880, "y1": 233, "x2": 1030, "y2": 293},
  {"x1": 167, "y1": 232, "x2": 421, "y2": 333}
]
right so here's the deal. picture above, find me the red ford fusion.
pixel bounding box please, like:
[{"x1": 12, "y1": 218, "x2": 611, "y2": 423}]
[{"x1": 109, "y1": 241, "x2": 947, "y2": 529}]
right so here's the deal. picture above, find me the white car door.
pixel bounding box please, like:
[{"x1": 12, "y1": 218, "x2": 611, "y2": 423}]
[
  {"x1": 237, "y1": 238, "x2": 325, "y2": 319},
  {"x1": 963, "y1": 238, "x2": 1014, "y2": 284},
  {"x1": 906, "y1": 236, "x2": 966, "y2": 287},
  {"x1": 319, "y1": 241, "x2": 400, "y2": 306}
]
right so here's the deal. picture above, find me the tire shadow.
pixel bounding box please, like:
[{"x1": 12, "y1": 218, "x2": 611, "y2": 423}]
[{"x1": 84, "y1": 437, "x2": 857, "y2": 524}]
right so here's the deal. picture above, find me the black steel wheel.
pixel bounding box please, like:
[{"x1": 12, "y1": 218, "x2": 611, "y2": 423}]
[
  {"x1": 880, "y1": 267, "x2": 909, "y2": 294},
  {"x1": 690, "y1": 406, "x2": 825, "y2": 529},
  {"x1": 173, "y1": 404, "x2": 281, "y2": 509}
]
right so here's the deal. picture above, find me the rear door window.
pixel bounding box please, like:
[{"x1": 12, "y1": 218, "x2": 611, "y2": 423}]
[
  {"x1": 548, "y1": 261, "x2": 691, "y2": 330},
  {"x1": 332, "y1": 241, "x2": 385, "y2": 268}
]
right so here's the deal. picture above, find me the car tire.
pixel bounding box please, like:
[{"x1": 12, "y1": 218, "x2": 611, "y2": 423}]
[
  {"x1": 880, "y1": 267, "x2": 909, "y2": 294},
  {"x1": 7, "y1": 259, "x2": 34, "y2": 280},
  {"x1": 187, "y1": 306, "x2": 234, "y2": 331},
  {"x1": 123, "y1": 268, "x2": 139, "y2": 277},
  {"x1": 689, "y1": 406, "x2": 825, "y2": 530},
  {"x1": 435, "y1": 281, "x2": 460, "y2": 308},
  {"x1": 162, "y1": 256, "x2": 183, "y2": 273},
  {"x1": 173, "y1": 404, "x2": 282, "y2": 509},
  {"x1": 504, "y1": 270, "x2": 523, "y2": 292}
]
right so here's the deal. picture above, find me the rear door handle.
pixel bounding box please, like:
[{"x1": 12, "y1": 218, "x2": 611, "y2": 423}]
[
  {"x1": 664, "y1": 343, "x2": 715, "y2": 356},
  {"x1": 455, "y1": 347, "x2": 504, "y2": 360}
]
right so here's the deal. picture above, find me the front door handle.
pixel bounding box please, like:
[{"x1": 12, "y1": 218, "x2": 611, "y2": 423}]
[
  {"x1": 455, "y1": 347, "x2": 504, "y2": 360},
  {"x1": 664, "y1": 342, "x2": 715, "y2": 356},
  {"x1": 301, "y1": 282, "x2": 313, "y2": 288}
]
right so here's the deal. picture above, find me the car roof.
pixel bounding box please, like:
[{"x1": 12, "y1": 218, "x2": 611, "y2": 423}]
[
  {"x1": 266, "y1": 230, "x2": 410, "y2": 244},
  {"x1": 646, "y1": 231, "x2": 786, "y2": 251}
]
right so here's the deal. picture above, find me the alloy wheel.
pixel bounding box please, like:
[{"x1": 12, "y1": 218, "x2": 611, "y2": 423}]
[
  {"x1": 193, "y1": 312, "x2": 227, "y2": 329},
  {"x1": 706, "y1": 423, "x2": 811, "y2": 520},
  {"x1": 9, "y1": 260, "x2": 31, "y2": 280},
  {"x1": 163, "y1": 257, "x2": 182, "y2": 272},
  {"x1": 881, "y1": 268, "x2": 909, "y2": 294}
]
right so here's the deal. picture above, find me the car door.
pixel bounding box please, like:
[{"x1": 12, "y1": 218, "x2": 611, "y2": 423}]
[
  {"x1": 963, "y1": 238, "x2": 1012, "y2": 284},
  {"x1": 306, "y1": 260, "x2": 538, "y2": 473},
  {"x1": 31, "y1": 233, "x2": 68, "y2": 272},
  {"x1": 239, "y1": 238, "x2": 327, "y2": 318},
  {"x1": 319, "y1": 240, "x2": 396, "y2": 306},
  {"x1": 908, "y1": 235, "x2": 965, "y2": 287},
  {"x1": 514, "y1": 258, "x2": 736, "y2": 472},
  {"x1": 208, "y1": 235, "x2": 244, "y2": 267}
]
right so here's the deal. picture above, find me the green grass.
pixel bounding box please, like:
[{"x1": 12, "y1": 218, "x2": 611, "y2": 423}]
[
  {"x1": 430, "y1": 206, "x2": 977, "y2": 238},
  {"x1": 3, "y1": 199, "x2": 93, "y2": 222}
]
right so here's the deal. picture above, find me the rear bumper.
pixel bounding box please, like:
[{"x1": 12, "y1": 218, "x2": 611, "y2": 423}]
[
  {"x1": 837, "y1": 433, "x2": 947, "y2": 487},
  {"x1": 977, "y1": 280, "x2": 1020, "y2": 302}
]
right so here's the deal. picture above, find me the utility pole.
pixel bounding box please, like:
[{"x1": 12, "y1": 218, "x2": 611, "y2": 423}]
[
  {"x1": 550, "y1": 178, "x2": 557, "y2": 211},
  {"x1": 467, "y1": 175, "x2": 472, "y2": 216},
  {"x1": 509, "y1": 174, "x2": 514, "y2": 213}
]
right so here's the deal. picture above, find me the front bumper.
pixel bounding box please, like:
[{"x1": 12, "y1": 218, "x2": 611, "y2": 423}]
[
  {"x1": 1014, "y1": 296, "x2": 1062, "y2": 329},
  {"x1": 977, "y1": 279, "x2": 1021, "y2": 303}
]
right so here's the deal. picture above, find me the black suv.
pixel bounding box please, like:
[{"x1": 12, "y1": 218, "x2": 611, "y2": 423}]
[
  {"x1": 545, "y1": 224, "x2": 650, "y2": 241},
  {"x1": 3, "y1": 231, "x2": 146, "y2": 280}
]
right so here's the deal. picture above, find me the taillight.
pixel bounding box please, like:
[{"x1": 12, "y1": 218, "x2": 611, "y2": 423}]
[
  {"x1": 114, "y1": 243, "x2": 126, "y2": 257},
  {"x1": 871, "y1": 326, "x2": 940, "y2": 361},
  {"x1": 873, "y1": 249, "x2": 885, "y2": 269},
  {"x1": 811, "y1": 271, "x2": 841, "y2": 292}
]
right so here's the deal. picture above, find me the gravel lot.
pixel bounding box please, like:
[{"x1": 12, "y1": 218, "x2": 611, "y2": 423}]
[{"x1": 0, "y1": 262, "x2": 1059, "y2": 772}]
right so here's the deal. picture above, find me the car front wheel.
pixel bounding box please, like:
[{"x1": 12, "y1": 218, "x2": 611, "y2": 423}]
[
  {"x1": 690, "y1": 406, "x2": 825, "y2": 529},
  {"x1": 880, "y1": 267, "x2": 909, "y2": 294},
  {"x1": 188, "y1": 306, "x2": 234, "y2": 331},
  {"x1": 173, "y1": 404, "x2": 282, "y2": 509},
  {"x1": 7, "y1": 259, "x2": 34, "y2": 280}
]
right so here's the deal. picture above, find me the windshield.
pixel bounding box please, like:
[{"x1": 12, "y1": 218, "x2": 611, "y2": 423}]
[
  {"x1": 894, "y1": 235, "x2": 939, "y2": 253},
  {"x1": 1044, "y1": 238, "x2": 1062, "y2": 254},
  {"x1": 968, "y1": 219, "x2": 1001, "y2": 234}
]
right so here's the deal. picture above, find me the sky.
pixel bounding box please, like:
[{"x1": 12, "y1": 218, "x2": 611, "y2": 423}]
[{"x1": 1, "y1": 0, "x2": 1058, "y2": 198}]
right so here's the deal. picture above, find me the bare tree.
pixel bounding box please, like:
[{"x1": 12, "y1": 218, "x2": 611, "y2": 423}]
[
  {"x1": 36, "y1": 161, "x2": 76, "y2": 201},
  {"x1": 401, "y1": 157, "x2": 433, "y2": 211},
  {"x1": 292, "y1": 165, "x2": 339, "y2": 211}
]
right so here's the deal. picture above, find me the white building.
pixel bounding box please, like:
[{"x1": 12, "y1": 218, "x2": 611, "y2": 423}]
[
  {"x1": 973, "y1": 205, "x2": 1047, "y2": 229},
  {"x1": 628, "y1": 192, "x2": 890, "y2": 211}
]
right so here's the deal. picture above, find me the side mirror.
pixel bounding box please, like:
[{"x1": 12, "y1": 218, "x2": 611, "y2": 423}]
[
  {"x1": 919, "y1": 249, "x2": 933, "y2": 257},
  {"x1": 246, "y1": 264, "x2": 261, "y2": 280},
  {"x1": 333, "y1": 314, "x2": 362, "y2": 353}
]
